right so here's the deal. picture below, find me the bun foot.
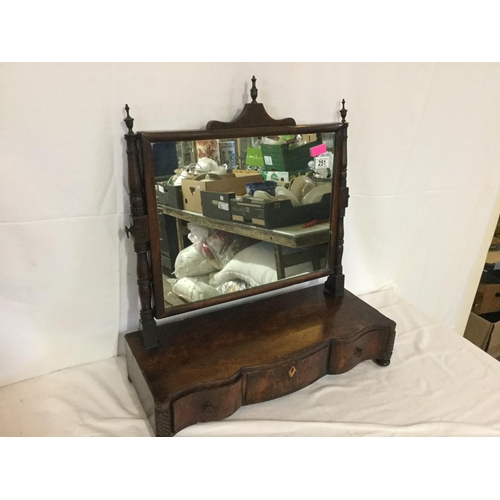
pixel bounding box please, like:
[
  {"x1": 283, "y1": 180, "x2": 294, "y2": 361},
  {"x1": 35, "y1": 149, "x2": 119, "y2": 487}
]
[{"x1": 374, "y1": 359, "x2": 391, "y2": 367}]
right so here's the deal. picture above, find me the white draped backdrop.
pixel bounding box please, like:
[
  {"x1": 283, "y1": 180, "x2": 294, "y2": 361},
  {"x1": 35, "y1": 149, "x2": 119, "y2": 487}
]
[{"x1": 1, "y1": 62, "x2": 500, "y2": 387}]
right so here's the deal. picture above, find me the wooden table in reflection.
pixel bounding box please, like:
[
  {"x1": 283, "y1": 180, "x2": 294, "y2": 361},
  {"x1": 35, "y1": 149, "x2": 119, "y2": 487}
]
[{"x1": 159, "y1": 204, "x2": 331, "y2": 279}]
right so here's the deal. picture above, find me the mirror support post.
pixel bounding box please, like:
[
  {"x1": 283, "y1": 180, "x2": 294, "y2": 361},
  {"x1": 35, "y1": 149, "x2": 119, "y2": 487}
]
[
  {"x1": 325, "y1": 118, "x2": 349, "y2": 298},
  {"x1": 124, "y1": 105, "x2": 159, "y2": 349}
]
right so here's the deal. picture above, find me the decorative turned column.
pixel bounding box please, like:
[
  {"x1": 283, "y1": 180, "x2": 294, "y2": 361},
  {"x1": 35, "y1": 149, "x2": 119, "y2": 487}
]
[
  {"x1": 124, "y1": 105, "x2": 158, "y2": 348},
  {"x1": 325, "y1": 100, "x2": 349, "y2": 297}
]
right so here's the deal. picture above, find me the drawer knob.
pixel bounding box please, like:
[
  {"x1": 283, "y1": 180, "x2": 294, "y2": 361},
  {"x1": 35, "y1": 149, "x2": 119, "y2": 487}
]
[
  {"x1": 204, "y1": 402, "x2": 214, "y2": 414},
  {"x1": 288, "y1": 366, "x2": 297, "y2": 378}
]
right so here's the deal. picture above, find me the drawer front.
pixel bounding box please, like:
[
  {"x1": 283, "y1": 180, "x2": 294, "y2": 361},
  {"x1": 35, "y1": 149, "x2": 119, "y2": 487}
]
[
  {"x1": 245, "y1": 347, "x2": 329, "y2": 405},
  {"x1": 329, "y1": 329, "x2": 384, "y2": 374},
  {"x1": 172, "y1": 380, "x2": 242, "y2": 434}
]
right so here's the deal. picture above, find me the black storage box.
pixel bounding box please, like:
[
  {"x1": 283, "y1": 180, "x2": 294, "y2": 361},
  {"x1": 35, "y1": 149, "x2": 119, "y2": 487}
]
[
  {"x1": 230, "y1": 194, "x2": 331, "y2": 229},
  {"x1": 155, "y1": 180, "x2": 184, "y2": 209},
  {"x1": 201, "y1": 191, "x2": 236, "y2": 221}
]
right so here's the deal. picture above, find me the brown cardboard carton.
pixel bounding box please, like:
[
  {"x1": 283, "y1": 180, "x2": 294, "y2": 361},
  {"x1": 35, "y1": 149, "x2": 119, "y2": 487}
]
[
  {"x1": 480, "y1": 311, "x2": 500, "y2": 358},
  {"x1": 488, "y1": 321, "x2": 500, "y2": 358},
  {"x1": 463, "y1": 312, "x2": 494, "y2": 351},
  {"x1": 463, "y1": 311, "x2": 500, "y2": 357},
  {"x1": 485, "y1": 250, "x2": 500, "y2": 270},
  {"x1": 181, "y1": 173, "x2": 263, "y2": 213},
  {"x1": 472, "y1": 282, "x2": 500, "y2": 315}
]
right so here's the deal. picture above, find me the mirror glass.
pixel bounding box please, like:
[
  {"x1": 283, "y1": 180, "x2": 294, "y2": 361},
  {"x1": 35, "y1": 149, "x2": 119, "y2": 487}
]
[{"x1": 151, "y1": 132, "x2": 335, "y2": 309}]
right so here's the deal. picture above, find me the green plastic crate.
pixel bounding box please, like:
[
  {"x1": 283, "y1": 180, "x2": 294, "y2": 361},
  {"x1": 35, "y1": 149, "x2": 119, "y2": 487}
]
[{"x1": 260, "y1": 139, "x2": 322, "y2": 171}]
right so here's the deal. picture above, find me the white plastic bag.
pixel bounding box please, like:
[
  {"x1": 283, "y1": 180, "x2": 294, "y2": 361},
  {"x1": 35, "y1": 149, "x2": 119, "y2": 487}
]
[
  {"x1": 186, "y1": 223, "x2": 256, "y2": 270},
  {"x1": 174, "y1": 244, "x2": 217, "y2": 279}
]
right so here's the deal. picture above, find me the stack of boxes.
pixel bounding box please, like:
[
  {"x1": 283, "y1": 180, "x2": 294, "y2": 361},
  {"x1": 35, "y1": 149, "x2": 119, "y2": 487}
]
[
  {"x1": 154, "y1": 136, "x2": 332, "y2": 274},
  {"x1": 464, "y1": 216, "x2": 500, "y2": 357},
  {"x1": 155, "y1": 136, "x2": 330, "y2": 227},
  {"x1": 228, "y1": 136, "x2": 331, "y2": 228}
]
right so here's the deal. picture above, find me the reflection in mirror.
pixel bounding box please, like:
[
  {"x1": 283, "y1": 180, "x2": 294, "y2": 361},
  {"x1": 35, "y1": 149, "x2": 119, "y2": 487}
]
[{"x1": 152, "y1": 132, "x2": 335, "y2": 309}]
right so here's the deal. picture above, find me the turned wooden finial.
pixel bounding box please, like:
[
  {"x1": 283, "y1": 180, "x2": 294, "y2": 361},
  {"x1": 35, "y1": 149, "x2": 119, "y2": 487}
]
[
  {"x1": 124, "y1": 104, "x2": 134, "y2": 134},
  {"x1": 340, "y1": 99, "x2": 347, "y2": 123},
  {"x1": 250, "y1": 76, "x2": 258, "y2": 103}
]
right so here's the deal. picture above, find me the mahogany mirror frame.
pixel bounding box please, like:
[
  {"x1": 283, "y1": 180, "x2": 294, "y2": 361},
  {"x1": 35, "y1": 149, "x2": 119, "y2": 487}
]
[{"x1": 124, "y1": 78, "x2": 349, "y2": 348}]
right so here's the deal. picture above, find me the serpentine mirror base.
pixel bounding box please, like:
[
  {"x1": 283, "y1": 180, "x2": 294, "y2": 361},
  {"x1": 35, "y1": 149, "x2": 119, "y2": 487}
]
[{"x1": 125, "y1": 284, "x2": 396, "y2": 437}]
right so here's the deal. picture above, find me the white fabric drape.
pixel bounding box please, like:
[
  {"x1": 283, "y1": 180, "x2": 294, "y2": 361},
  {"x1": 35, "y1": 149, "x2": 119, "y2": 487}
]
[
  {"x1": 1, "y1": 63, "x2": 500, "y2": 387},
  {"x1": 2, "y1": 288, "x2": 500, "y2": 437}
]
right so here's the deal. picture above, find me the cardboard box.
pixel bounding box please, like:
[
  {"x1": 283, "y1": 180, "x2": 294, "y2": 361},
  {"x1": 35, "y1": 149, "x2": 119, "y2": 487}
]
[
  {"x1": 464, "y1": 311, "x2": 500, "y2": 357},
  {"x1": 482, "y1": 311, "x2": 500, "y2": 357},
  {"x1": 232, "y1": 169, "x2": 261, "y2": 176},
  {"x1": 181, "y1": 173, "x2": 263, "y2": 213},
  {"x1": 301, "y1": 134, "x2": 318, "y2": 143},
  {"x1": 463, "y1": 312, "x2": 493, "y2": 351},
  {"x1": 485, "y1": 250, "x2": 500, "y2": 271},
  {"x1": 230, "y1": 193, "x2": 331, "y2": 229},
  {"x1": 472, "y1": 283, "x2": 500, "y2": 314},
  {"x1": 201, "y1": 191, "x2": 235, "y2": 221},
  {"x1": 472, "y1": 270, "x2": 500, "y2": 314}
]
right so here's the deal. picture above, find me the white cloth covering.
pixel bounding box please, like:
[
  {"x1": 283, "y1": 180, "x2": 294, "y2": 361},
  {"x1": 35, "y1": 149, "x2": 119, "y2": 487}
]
[
  {"x1": 172, "y1": 277, "x2": 219, "y2": 303},
  {"x1": 2, "y1": 288, "x2": 500, "y2": 437}
]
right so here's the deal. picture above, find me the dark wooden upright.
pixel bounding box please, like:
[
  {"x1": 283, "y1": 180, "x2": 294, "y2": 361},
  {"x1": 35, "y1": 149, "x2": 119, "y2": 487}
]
[
  {"x1": 325, "y1": 100, "x2": 348, "y2": 297},
  {"x1": 124, "y1": 105, "x2": 158, "y2": 348}
]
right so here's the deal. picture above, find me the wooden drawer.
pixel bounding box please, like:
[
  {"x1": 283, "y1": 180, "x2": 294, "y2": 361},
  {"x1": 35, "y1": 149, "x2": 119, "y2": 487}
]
[
  {"x1": 245, "y1": 347, "x2": 329, "y2": 404},
  {"x1": 329, "y1": 329, "x2": 385, "y2": 374},
  {"x1": 172, "y1": 380, "x2": 242, "y2": 434}
]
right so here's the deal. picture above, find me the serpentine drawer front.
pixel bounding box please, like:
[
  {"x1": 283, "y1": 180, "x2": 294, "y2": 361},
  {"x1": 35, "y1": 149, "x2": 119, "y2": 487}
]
[
  {"x1": 329, "y1": 328, "x2": 390, "y2": 374},
  {"x1": 172, "y1": 381, "x2": 243, "y2": 434},
  {"x1": 245, "y1": 347, "x2": 330, "y2": 404}
]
